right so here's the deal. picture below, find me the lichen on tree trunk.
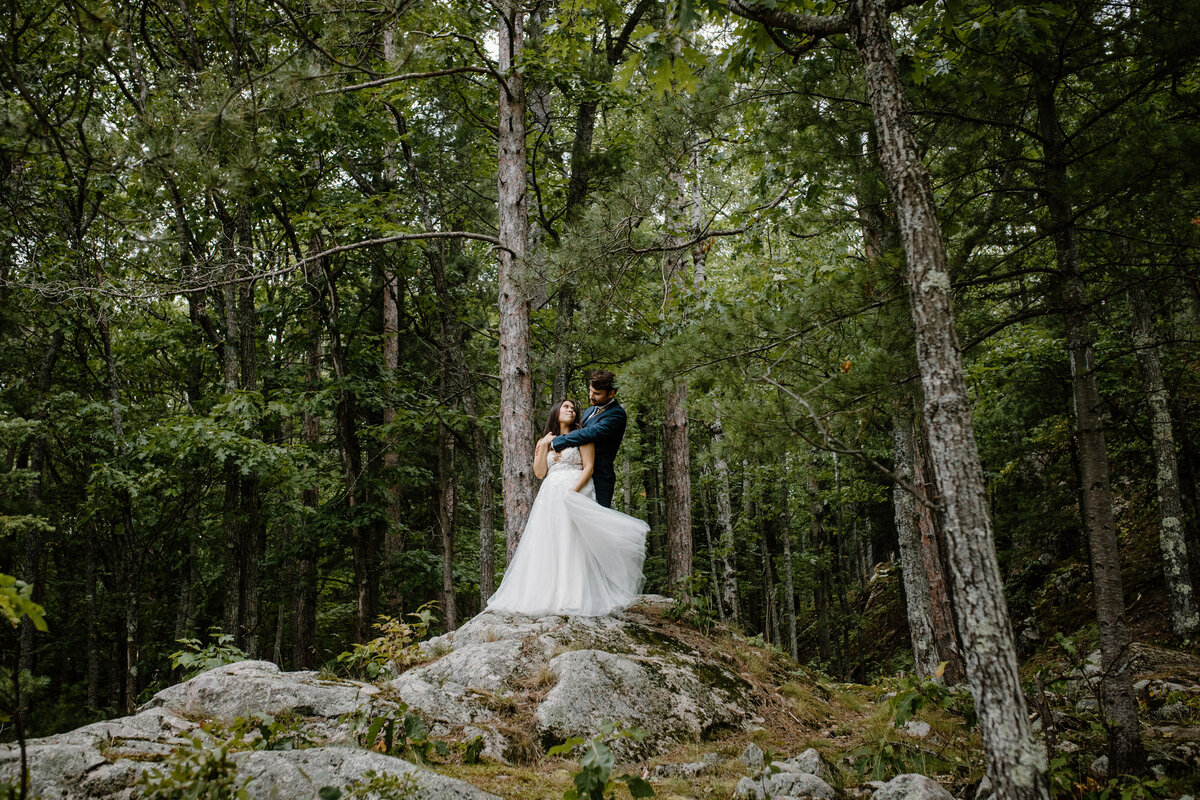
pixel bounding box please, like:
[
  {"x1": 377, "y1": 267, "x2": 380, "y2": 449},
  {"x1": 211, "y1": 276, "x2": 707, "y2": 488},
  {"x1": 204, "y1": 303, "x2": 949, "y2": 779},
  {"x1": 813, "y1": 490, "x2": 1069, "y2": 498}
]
[{"x1": 851, "y1": 0, "x2": 1050, "y2": 794}]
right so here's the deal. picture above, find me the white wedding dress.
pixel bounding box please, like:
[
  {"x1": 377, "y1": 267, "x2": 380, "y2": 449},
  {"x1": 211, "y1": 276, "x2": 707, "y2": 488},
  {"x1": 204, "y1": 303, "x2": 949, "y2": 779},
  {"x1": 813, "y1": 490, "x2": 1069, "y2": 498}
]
[{"x1": 486, "y1": 445, "x2": 649, "y2": 617}]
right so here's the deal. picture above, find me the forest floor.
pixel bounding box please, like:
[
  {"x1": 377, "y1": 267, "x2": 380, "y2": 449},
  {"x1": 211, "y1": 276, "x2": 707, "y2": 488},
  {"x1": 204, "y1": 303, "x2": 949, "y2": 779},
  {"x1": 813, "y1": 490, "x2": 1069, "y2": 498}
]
[
  {"x1": 432, "y1": 553, "x2": 1200, "y2": 800},
  {"x1": 432, "y1": 599, "x2": 984, "y2": 800}
]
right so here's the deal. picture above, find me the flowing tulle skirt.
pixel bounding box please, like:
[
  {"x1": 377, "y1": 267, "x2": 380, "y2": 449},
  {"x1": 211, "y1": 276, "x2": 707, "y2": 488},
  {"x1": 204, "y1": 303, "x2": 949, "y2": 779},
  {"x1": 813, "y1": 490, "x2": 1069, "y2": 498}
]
[{"x1": 486, "y1": 470, "x2": 648, "y2": 617}]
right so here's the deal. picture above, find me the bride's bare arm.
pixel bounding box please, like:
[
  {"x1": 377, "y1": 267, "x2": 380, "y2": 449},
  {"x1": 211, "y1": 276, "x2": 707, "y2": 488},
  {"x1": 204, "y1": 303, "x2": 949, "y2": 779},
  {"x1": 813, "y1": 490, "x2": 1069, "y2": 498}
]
[
  {"x1": 573, "y1": 444, "x2": 595, "y2": 492},
  {"x1": 534, "y1": 433, "x2": 553, "y2": 479}
]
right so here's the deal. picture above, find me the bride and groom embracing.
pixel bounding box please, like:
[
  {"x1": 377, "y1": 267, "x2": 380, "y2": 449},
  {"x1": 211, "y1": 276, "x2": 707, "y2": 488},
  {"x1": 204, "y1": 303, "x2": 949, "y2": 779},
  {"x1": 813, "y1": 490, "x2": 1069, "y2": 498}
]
[{"x1": 486, "y1": 369, "x2": 650, "y2": 618}]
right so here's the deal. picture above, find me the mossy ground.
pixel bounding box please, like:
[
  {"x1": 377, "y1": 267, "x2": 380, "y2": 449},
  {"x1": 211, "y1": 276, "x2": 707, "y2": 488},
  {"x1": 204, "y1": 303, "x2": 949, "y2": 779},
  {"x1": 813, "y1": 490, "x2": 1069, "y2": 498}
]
[
  {"x1": 411, "y1": 577, "x2": 1200, "y2": 799},
  {"x1": 422, "y1": 601, "x2": 988, "y2": 799}
]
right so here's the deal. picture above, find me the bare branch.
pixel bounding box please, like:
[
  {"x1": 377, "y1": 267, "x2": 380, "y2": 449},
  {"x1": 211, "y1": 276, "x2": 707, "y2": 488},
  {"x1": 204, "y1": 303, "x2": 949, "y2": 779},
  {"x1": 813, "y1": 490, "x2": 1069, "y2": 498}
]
[
  {"x1": 725, "y1": 0, "x2": 850, "y2": 37},
  {"x1": 2, "y1": 231, "x2": 507, "y2": 300},
  {"x1": 624, "y1": 178, "x2": 798, "y2": 255},
  {"x1": 316, "y1": 65, "x2": 495, "y2": 96},
  {"x1": 759, "y1": 374, "x2": 940, "y2": 510}
]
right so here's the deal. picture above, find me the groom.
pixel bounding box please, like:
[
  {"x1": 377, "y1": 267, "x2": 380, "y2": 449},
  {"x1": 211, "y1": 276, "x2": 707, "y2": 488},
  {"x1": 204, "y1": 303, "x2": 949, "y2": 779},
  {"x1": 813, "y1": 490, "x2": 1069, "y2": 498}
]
[{"x1": 551, "y1": 369, "x2": 626, "y2": 508}]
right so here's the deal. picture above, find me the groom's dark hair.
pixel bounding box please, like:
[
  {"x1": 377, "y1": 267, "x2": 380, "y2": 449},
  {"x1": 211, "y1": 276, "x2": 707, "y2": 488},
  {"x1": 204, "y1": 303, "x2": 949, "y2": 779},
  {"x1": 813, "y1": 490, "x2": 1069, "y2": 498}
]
[{"x1": 589, "y1": 369, "x2": 616, "y2": 392}]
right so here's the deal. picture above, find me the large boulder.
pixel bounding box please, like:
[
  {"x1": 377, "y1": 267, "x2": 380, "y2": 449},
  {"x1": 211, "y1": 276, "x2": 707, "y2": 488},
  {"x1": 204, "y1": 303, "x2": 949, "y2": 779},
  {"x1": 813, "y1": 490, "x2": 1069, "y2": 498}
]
[
  {"x1": 2, "y1": 597, "x2": 762, "y2": 796},
  {"x1": 145, "y1": 660, "x2": 392, "y2": 742},
  {"x1": 0, "y1": 664, "x2": 496, "y2": 800},
  {"x1": 734, "y1": 771, "x2": 838, "y2": 800},
  {"x1": 870, "y1": 774, "x2": 955, "y2": 800},
  {"x1": 391, "y1": 597, "x2": 758, "y2": 760}
]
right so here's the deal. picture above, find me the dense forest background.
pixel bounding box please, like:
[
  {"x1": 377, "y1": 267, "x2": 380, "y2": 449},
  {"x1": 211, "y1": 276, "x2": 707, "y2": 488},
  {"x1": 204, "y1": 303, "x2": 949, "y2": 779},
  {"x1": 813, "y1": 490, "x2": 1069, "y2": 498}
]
[{"x1": 1, "y1": 0, "x2": 1198, "y2": 763}]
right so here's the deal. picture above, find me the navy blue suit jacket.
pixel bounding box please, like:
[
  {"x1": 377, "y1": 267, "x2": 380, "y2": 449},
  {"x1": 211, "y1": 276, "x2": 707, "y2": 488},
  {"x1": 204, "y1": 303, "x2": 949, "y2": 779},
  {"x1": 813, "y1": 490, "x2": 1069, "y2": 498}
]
[{"x1": 552, "y1": 402, "x2": 626, "y2": 508}]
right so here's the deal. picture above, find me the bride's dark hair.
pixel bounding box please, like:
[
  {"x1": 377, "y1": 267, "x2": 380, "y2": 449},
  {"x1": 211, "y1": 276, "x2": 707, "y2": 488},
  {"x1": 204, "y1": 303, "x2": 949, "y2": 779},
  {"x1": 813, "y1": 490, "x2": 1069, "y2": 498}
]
[{"x1": 544, "y1": 399, "x2": 582, "y2": 436}]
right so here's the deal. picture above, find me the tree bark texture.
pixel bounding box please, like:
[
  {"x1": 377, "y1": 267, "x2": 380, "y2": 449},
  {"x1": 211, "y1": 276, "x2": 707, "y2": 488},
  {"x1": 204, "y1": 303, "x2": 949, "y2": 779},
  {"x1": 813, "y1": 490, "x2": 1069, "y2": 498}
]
[
  {"x1": 437, "y1": 422, "x2": 458, "y2": 630},
  {"x1": 295, "y1": 260, "x2": 321, "y2": 669},
  {"x1": 382, "y1": 271, "x2": 404, "y2": 561},
  {"x1": 1129, "y1": 285, "x2": 1198, "y2": 636},
  {"x1": 893, "y1": 410, "x2": 941, "y2": 679},
  {"x1": 850, "y1": 0, "x2": 1050, "y2": 794},
  {"x1": 916, "y1": 417, "x2": 966, "y2": 684},
  {"x1": 810, "y1": 468, "x2": 832, "y2": 665},
  {"x1": 663, "y1": 168, "x2": 694, "y2": 591},
  {"x1": 473, "y1": 413, "x2": 497, "y2": 604},
  {"x1": 639, "y1": 411, "x2": 661, "y2": 534},
  {"x1": 497, "y1": 1, "x2": 535, "y2": 562},
  {"x1": 664, "y1": 381, "x2": 693, "y2": 591},
  {"x1": 780, "y1": 455, "x2": 798, "y2": 661},
  {"x1": 712, "y1": 421, "x2": 741, "y2": 624},
  {"x1": 1033, "y1": 73, "x2": 1145, "y2": 773}
]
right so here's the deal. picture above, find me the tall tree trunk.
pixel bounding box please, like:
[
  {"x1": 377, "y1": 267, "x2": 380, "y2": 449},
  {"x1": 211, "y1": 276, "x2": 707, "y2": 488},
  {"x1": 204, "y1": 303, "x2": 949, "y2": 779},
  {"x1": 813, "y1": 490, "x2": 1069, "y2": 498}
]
[
  {"x1": 474, "y1": 413, "x2": 497, "y2": 604},
  {"x1": 382, "y1": 267, "x2": 404, "y2": 568},
  {"x1": 497, "y1": 0, "x2": 535, "y2": 562},
  {"x1": 764, "y1": 508, "x2": 782, "y2": 646},
  {"x1": 639, "y1": 410, "x2": 661, "y2": 534},
  {"x1": 124, "y1": 589, "x2": 138, "y2": 715},
  {"x1": 664, "y1": 383, "x2": 692, "y2": 591},
  {"x1": 810, "y1": 466, "x2": 832, "y2": 665},
  {"x1": 701, "y1": 485, "x2": 723, "y2": 620},
  {"x1": 916, "y1": 416, "x2": 967, "y2": 684},
  {"x1": 19, "y1": 329, "x2": 62, "y2": 672},
  {"x1": 97, "y1": 297, "x2": 139, "y2": 714},
  {"x1": 314, "y1": 245, "x2": 376, "y2": 641},
  {"x1": 894, "y1": 409, "x2": 941, "y2": 679},
  {"x1": 236, "y1": 234, "x2": 263, "y2": 656},
  {"x1": 437, "y1": 422, "x2": 458, "y2": 630},
  {"x1": 623, "y1": 458, "x2": 633, "y2": 515},
  {"x1": 1035, "y1": 72, "x2": 1145, "y2": 774},
  {"x1": 711, "y1": 420, "x2": 741, "y2": 624},
  {"x1": 1129, "y1": 285, "x2": 1198, "y2": 636},
  {"x1": 849, "y1": 0, "x2": 1049, "y2": 792},
  {"x1": 218, "y1": 211, "x2": 243, "y2": 639},
  {"x1": 85, "y1": 522, "x2": 100, "y2": 711},
  {"x1": 780, "y1": 454, "x2": 798, "y2": 661},
  {"x1": 663, "y1": 169, "x2": 694, "y2": 592},
  {"x1": 381, "y1": 28, "x2": 406, "y2": 586},
  {"x1": 295, "y1": 256, "x2": 321, "y2": 669},
  {"x1": 174, "y1": 537, "x2": 197, "y2": 643}
]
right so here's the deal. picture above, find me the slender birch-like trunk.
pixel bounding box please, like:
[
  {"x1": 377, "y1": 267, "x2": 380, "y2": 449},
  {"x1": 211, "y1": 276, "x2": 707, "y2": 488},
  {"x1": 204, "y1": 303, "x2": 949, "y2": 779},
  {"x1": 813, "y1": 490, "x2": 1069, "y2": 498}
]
[
  {"x1": 437, "y1": 422, "x2": 458, "y2": 630},
  {"x1": 894, "y1": 410, "x2": 941, "y2": 679},
  {"x1": 711, "y1": 420, "x2": 741, "y2": 623},
  {"x1": 1129, "y1": 285, "x2": 1198, "y2": 636},
  {"x1": 916, "y1": 418, "x2": 966, "y2": 684}
]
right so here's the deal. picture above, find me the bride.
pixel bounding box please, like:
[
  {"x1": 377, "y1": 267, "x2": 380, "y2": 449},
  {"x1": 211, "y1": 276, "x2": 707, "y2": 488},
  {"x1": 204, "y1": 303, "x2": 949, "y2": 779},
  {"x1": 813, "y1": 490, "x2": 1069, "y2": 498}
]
[{"x1": 486, "y1": 399, "x2": 649, "y2": 617}]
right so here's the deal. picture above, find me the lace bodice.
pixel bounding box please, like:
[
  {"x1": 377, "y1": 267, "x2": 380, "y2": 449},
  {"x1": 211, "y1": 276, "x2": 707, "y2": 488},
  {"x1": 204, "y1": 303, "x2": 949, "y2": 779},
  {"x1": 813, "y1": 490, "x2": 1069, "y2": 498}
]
[{"x1": 547, "y1": 445, "x2": 583, "y2": 475}]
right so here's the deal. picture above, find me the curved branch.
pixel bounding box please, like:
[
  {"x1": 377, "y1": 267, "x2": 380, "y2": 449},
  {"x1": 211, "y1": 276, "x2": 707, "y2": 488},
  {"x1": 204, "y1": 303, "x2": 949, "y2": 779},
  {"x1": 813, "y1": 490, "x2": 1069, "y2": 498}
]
[
  {"x1": 2, "y1": 232, "x2": 507, "y2": 300},
  {"x1": 316, "y1": 65, "x2": 495, "y2": 96},
  {"x1": 725, "y1": 0, "x2": 850, "y2": 37}
]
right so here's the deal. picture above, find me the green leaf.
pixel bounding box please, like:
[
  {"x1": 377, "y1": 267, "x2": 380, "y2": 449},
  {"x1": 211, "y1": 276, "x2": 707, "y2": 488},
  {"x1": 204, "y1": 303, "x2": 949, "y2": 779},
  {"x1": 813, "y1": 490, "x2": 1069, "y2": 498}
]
[
  {"x1": 0, "y1": 574, "x2": 48, "y2": 631},
  {"x1": 618, "y1": 774, "x2": 656, "y2": 798},
  {"x1": 547, "y1": 737, "x2": 586, "y2": 757}
]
